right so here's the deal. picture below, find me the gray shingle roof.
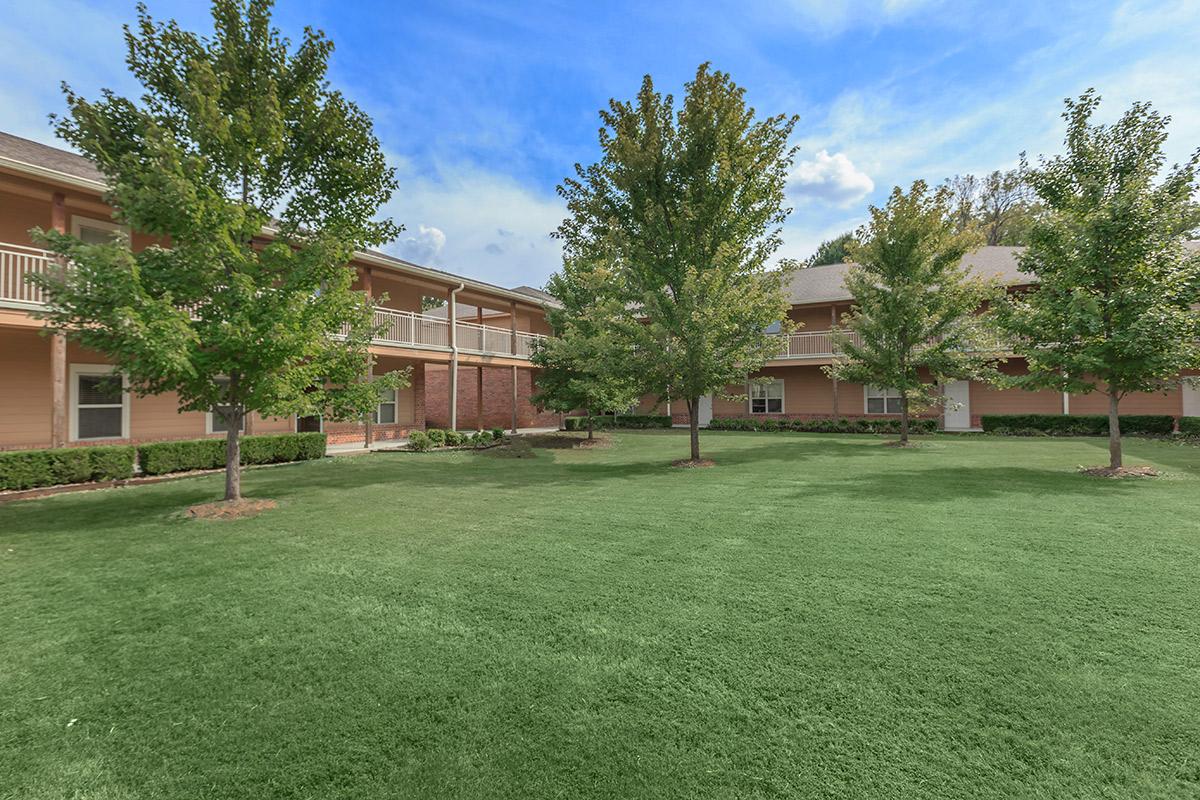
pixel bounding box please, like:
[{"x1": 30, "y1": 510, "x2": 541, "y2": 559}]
[{"x1": 0, "y1": 131, "x2": 105, "y2": 183}]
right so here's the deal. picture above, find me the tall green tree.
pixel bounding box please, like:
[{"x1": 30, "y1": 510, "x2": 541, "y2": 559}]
[
  {"x1": 997, "y1": 90, "x2": 1200, "y2": 470},
  {"x1": 805, "y1": 231, "x2": 855, "y2": 266},
  {"x1": 557, "y1": 63, "x2": 797, "y2": 463},
  {"x1": 31, "y1": 0, "x2": 406, "y2": 502},
  {"x1": 531, "y1": 260, "x2": 640, "y2": 440},
  {"x1": 827, "y1": 181, "x2": 998, "y2": 445}
]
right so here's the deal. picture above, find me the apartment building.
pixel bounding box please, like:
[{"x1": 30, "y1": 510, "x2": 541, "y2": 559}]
[
  {"x1": 641, "y1": 245, "x2": 1200, "y2": 429},
  {"x1": 0, "y1": 131, "x2": 556, "y2": 451}
]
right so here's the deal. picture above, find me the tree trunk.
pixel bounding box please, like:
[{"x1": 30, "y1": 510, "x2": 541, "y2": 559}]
[
  {"x1": 687, "y1": 397, "x2": 701, "y2": 462},
  {"x1": 586, "y1": 406, "x2": 594, "y2": 441},
  {"x1": 899, "y1": 393, "x2": 910, "y2": 445},
  {"x1": 1108, "y1": 391, "x2": 1122, "y2": 470},
  {"x1": 225, "y1": 405, "x2": 242, "y2": 502}
]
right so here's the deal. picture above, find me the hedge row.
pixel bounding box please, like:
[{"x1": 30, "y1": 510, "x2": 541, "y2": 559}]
[
  {"x1": 0, "y1": 445, "x2": 137, "y2": 491},
  {"x1": 139, "y1": 433, "x2": 327, "y2": 475},
  {"x1": 409, "y1": 428, "x2": 506, "y2": 452},
  {"x1": 1180, "y1": 417, "x2": 1200, "y2": 436},
  {"x1": 708, "y1": 417, "x2": 940, "y2": 434},
  {"x1": 0, "y1": 433, "x2": 327, "y2": 491},
  {"x1": 563, "y1": 415, "x2": 672, "y2": 431},
  {"x1": 980, "y1": 414, "x2": 1175, "y2": 436}
]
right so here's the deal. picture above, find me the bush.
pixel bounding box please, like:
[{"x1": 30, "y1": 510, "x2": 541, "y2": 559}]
[
  {"x1": 444, "y1": 430, "x2": 465, "y2": 447},
  {"x1": 706, "y1": 417, "x2": 938, "y2": 435},
  {"x1": 408, "y1": 430, "x2": 433, "y2": 451},
  {"x1": 0, "y1": 445, "x2": 137, "y2": 491},
  {"x1": 470, "y1": 431, "x2": 489, "y2": 447},
  {"x1": 979, "y1": 414, "x2": 1175, "y2": 436},
  {"x1": 138, "y1": 433, "x2": 326, "y2": 476},
  {"x1": 563, "y1": 414, "x2": 671, "y2": 431},
  {"x1": 426, "y1": 428, "x2": 446, "y2": 447},
  {"x1": 1180, "y1": 417, "x2": 1200, "y2": 436},
  {"x1": 491, "y1": 427, "x2": 505, "y2": 440}
]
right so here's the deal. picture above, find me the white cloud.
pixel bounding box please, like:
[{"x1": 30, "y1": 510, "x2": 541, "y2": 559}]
[
  {"x1": 395, "y1": 224, "x2": 446, "y2": 264},
  {"x1": 788, "y1": 150, "x2": 875, "y2": 206},
  {"x1": 376, "y1": 161, "x2": 565, "y2": 289}
]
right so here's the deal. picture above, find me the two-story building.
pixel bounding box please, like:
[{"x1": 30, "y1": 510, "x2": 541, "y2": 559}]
[
  {"x1": 640, "y1": 245, "x2": 1200, "y2": 429},
  {"x1": 0, "y1": 131, "x2": 557, "y2": 451}
]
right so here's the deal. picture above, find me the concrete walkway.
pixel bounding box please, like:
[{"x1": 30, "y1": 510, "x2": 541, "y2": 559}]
[{"x1": 325, "y1": 427, "x2": 560, "y2": 456}]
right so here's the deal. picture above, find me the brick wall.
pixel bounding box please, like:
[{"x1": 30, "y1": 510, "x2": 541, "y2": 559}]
[{"x1": 425, "y1": 364, "x2": 558, "y2": 430}]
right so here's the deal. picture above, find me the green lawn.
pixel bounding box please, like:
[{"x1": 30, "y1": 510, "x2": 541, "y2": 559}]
[{"x1": 2, "y1": 431, "x2": 1199, "y2": 799}]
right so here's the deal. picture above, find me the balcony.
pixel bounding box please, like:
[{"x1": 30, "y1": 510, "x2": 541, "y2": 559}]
[
  {"x1": 770, "y1": 330, "x2": 861, "y2": 360},
  {"x1": 0, "y1": 241, "x2": 546, "y2": 360}
]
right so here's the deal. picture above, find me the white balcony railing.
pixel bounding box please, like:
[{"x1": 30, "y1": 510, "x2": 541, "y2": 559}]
[
  {"x1": 0, "y1": 240, "x2": 546, "y2": 359},
  {"x1": 0, "y1": 242, "x2": 52, "y2": 308},
  {"x1": 771, "y1": 330, "x2": 862, "y2": 359}
]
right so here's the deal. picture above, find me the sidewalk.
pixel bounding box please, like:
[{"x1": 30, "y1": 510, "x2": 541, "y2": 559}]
[{"x1": 325, "y1": 427, "x2": 560, "y2": 455}]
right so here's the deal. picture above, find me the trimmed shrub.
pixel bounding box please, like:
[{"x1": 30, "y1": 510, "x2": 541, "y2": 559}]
[
  {"x1": 0, "y1": 445, "x2": 137, "y2": 491},
  {"x1": 444, "y1": 430, "x2": 465, "y2": 447},
  {"x1": 139, "y1": 433, "x2": 326, "y2": 476},
  {"x1": 563, "y1": 415, "x2": 671, "y2": 431},
  {"x1": 408, "y1": 430, "x2": 433, "y2": 451},
  {"x1": 426, "y1": 428, "x2": 446, "y2": 447},
  {"x1": 980, "y1": 414, "x2": 1175, "y2": 436},
  {"x1": 1180, "y1": 416, "x2": 1200, "y2": 436},
  {"x1": 707, "y1": 417, "x2": 938, "y2": 435},
  {"x1": 490, "y1": 427, "x2": 505, "y2": 440}
]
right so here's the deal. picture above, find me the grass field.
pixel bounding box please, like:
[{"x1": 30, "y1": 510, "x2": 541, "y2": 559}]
[{"x1": 2, "y1": 430, "x2": 1199, "y2": 799}]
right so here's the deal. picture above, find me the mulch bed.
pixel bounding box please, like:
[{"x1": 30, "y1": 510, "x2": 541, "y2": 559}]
[
  {"x1": 1078, "y1": 465, "x2": 1160, "y2": 479},
  {"x1": 186, "y1": 499, "x2": 278, "y2": 519},
  {"x1": 521, "y1": 434, "x2": 609, "y2": 450},
  {"x1": 671, "y1": 458, "x2": 716, "y2": 468}
]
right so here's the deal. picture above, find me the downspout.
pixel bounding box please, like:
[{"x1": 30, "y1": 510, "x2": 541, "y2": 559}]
[{"x1": 448, "y1": 282, "x2": 464, "y2": 430}]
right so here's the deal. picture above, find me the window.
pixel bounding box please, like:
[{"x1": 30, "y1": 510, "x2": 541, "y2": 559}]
[
  {"x1": 865, "y1": 386, "x2": 903, "y2": 414},
  {"x1": 374, "y1": 385, "x2": 397, "y2": 424},
  {"x1": 750, "y1": 380, "x2": 784, "y2": 414},
  {"x1": 70, "y1": 364, "x2": 128, "y2": 441},
  {"x1": 207, "y1": 377, "x2": 245, "y2": 434},
  {"x1": 71, "y1": 215, "x2": 128, "y2": 245}
]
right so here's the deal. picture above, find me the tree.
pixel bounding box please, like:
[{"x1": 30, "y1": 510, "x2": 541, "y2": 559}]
[
  {"x1": 996, "y1": 90, "x2": 1200, "y2": 470},
  {"x1": 805, "y1": 232, "x2": 855, "y2": 266},
  {"x1": 556, "y1": 63, "x2": 797, "y2": 463},
  {"x1": 31, "y1": 0, "x2": 407, "y2": 502},
  {"x1": 827, "y1": 181, "x2": 998, "y2": 445},
  {"x1": 531, "y1": 259, "x2": 640, "y2": 440},
  {"x1": 943, "y1": 169, "x2": 1034, "y2": 245}
]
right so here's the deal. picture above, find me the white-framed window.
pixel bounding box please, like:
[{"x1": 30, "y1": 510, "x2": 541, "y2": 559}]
[
  {"x1": 69, "y1": 364, "x2": 129, "y2": 441},
  {"x1": 206, "y1": 377, "x2": 245, "y2": 434},
  {"x1": 374, "y1": 385, "x2": 398, "y2": 424},
  {"x1": 750, "y1": 380, "x2": 784, "y2": 414},
  {"x1": 865, "y1": 386, "x2": 903, "y2": 415},
  {"x1": 71, "y1": 215, "x2": 129, "y2": 245}
]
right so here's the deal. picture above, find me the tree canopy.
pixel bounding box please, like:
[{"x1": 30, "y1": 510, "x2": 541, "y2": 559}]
[
  {"x1": 32, "y1": 0, "x2": 406, "y2": 501},
  {"x1": 996, "y1": 90, "x2": 1200, "y2": 469},
  {"x1": 555, "y1": 63, "x2": 798, "y2": 463},
  {"x1": 828, "y1": 181, "x2": 998, "y2": 444}
]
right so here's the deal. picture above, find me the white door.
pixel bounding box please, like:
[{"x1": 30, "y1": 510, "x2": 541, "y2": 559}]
[
  {"x1": 698, "y1": 394, "x2": 714, "y2": 427},
  {"x1": 943, "y1": 380, "x2": 971, "y2": 430}
]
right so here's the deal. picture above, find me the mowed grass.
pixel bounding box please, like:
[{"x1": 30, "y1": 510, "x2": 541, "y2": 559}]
[{"x1": 2, "y1": 431, "x2": 1199, "y2": 800}]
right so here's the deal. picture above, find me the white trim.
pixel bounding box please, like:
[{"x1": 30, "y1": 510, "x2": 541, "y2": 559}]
[
  {"x1": 750, "y1": 379, "x2": 785, "y2": 414},
  {"x1": 0, "y1": 155, "x2": 107, "y2": 193},
  {"x1": 70, "y1": 214, "x2": 129, "y2": 242},
  {"x1": 68, "y1": 363, "x2": 129, "y2": 442}
]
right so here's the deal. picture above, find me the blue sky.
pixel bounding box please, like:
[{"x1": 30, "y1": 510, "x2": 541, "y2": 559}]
[{"x1": 1, "y1": 0, "x2": 1198, "y2": 289}]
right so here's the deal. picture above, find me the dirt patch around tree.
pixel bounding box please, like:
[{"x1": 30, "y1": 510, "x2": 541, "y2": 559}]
[
  {"x1": 522, "y1": 433, "x2": 611, "y2": 449},
  {"x1": 1078, "y1": 465, "x2": 1160, "y2": 479},
  {"x1": 670, "y1": 458, "x2": 716, "y2": 468},
  {"x1": 883, "y1": 440, "x2": 921, "y2": 448},
  {"x1": 186, "y1": 499, "x2": 278, "y2": 519}
]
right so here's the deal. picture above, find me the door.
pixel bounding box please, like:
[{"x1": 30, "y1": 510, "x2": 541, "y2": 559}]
[
  {"x1": 942, "y1": 380, "x2": 971, "y2": 430},
  {"x1": 697, "y1": 394, "x2": 714, "y2": 427}
]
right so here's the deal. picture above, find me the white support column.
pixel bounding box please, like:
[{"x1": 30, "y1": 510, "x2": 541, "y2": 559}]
[{"x1": 448, "y1": 283, "x2": 463, "y2": 430}]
